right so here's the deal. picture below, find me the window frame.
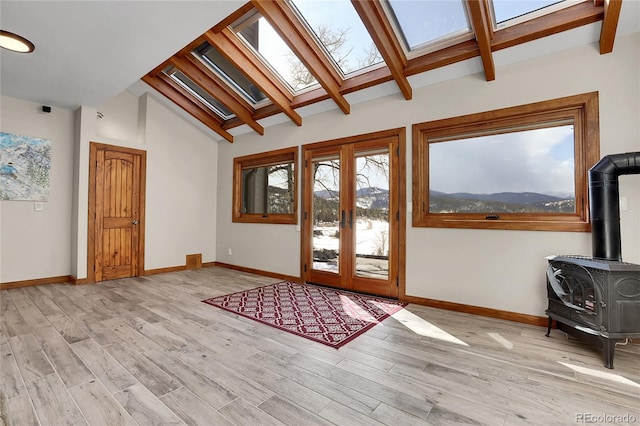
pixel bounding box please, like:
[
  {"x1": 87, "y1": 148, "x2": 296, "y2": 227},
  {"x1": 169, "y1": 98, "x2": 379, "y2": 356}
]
[
  {"x1": 383, "y1": 0, "x2": 475, "y2": 59},
  {"x1": 490, "y1": 0, "x2": 583, "y2": 31},
  {"x1": 412, "y1": 92, "x2": 599, "y2": 232},
  {"x1": 193, "y1": 42, "x2": 271, "y2": 108},
  {"x1": 162, "y1": 65, "x2": 236, "y2": 120},
  {"x1": 231, "y1": 10, "x2": 319, "y2": 94},
  {"x1": 232, "y1": 146, "x2": 298, "y2": 224}
]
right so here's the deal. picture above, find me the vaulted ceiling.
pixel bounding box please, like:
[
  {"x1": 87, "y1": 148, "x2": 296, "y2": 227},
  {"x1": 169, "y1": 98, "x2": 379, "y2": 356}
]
[
  {"x1": 1, "y1": 0, "x2": 633, "y2": 143},
  {"x1": 143, "y1": 0, "x2": 624, "y2": 143}
]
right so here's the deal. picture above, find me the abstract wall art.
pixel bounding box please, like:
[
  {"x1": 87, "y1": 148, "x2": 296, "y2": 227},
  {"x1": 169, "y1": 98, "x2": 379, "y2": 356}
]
[{"x1": 0, "y1": 132, "x2": 51, "y2": 201}]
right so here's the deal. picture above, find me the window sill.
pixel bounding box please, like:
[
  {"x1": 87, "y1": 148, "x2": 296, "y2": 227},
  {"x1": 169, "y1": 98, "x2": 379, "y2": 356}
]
[{"x1": 413, "y1": 216, "x2": 591, "y2": 232}]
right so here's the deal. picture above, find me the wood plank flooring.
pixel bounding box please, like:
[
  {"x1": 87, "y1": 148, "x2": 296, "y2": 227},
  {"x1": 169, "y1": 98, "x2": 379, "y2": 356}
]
[{"x1": 1, "y1": 266, "x2": 638, "y2": 425}]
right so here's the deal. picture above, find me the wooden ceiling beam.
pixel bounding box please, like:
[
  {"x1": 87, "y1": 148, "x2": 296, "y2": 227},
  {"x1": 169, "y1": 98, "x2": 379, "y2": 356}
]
[
  {"x1": 467, "y1": 0, "x2": 496, "y2": 81},
  {"x1": 351, "y1": 0, "x2": 412, "y2": 100},
  {"x1": 252, "y1": 0, "x2": 351, "y2": 114},
  {"x1": 144, "y1": 0, "x2": 608, "y2": 136},
  {"x1": 142, "y1": 73, "x2": 234, "y2": 143},
  {"x1": 205, "y1": 29, "x2": 302, "y2": 126},
  {"x1": 170, "y1": 56, "x2": 264, "y2": 136},
  {"x1": 600, "y1": 0, "x2": 622, "y2": 54},
  {"x1": 212, "y1": 2, "x2": 254, "y2": 33}
]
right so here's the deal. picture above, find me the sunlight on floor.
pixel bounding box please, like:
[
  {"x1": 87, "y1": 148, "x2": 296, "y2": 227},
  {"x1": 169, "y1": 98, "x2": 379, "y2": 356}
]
[
  {"x1": 488, "y1": 332, "x2": 514, "y2": 349},
  {"x1": 391, "y1": 309, "x2": 468, "y2": 346},
  {"x1": 339, "y1": 295, "x2": 378, "y2": 322},
  {"x1": 559, "y1": 361, "x2": 640, "y2": 388}
]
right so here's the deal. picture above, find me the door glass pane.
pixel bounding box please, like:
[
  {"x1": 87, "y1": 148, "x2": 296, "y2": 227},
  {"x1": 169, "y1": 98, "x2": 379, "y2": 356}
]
[
  {"x1": 354, "y1": 149, "x2": 389, "y2": 279},
  {"x1": 312, "y1": 154, "x2": 341, "y2": 274}
]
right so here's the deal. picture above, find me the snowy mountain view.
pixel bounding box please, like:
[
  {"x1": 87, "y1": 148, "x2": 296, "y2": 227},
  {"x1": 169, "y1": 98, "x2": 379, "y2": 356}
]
[
  {"x1": 313, "y1": 187, "x2": 390, "y2": 278},
  {"x1": 429, "y1": 190, "x2": 575, "y2": 213}
]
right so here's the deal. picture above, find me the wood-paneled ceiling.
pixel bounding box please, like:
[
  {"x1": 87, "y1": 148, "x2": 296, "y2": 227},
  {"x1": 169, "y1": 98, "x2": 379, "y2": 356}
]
[{"x1": 143, "y1": 0, "x2": 622, "y2": 143}]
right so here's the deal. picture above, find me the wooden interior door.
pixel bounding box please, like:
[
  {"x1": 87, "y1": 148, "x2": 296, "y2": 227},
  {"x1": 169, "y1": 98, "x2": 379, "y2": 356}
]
[
  {"x1": 90, "y1": 143, "x2": 146, "y2": 282},
  {"x1": 302, "y1": 133, "x2": 400, "y2": 298}
]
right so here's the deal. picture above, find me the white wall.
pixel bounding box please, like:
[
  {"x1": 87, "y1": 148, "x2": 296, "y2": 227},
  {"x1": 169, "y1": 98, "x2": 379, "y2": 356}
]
[
  {"x1": 1, "y1": 90, "x2": 219, "y2": 283},
  {"x1": 1, "y1": 96, "x2": 75, "y2": 282},
  {"x1": 72, "y1": 91, "x2": 219, "y2": 275},
  {"x1": 216, "y1": 32, "x2": 640, "y2": 317},
  {"x1": 140, "y1": 94, "x2": 218, "y2": 270},
  {"x1": 216, "y1": 123, "x2": 304, "y2": 276}
]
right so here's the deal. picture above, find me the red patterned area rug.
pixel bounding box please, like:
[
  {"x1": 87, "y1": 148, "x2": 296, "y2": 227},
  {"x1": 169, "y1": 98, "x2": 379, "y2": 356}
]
[{"x1": 202, "y1": 281, "x2": 407, "y2": 348}]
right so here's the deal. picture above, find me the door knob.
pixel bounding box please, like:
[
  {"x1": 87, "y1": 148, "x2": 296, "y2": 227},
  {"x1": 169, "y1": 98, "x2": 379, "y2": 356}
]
[{"x1": 132, "y1": 220, "x2": 139, "y2": 225}]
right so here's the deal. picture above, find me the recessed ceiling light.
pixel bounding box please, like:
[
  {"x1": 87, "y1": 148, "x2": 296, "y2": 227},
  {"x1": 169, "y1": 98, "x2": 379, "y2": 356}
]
[{"x1": 0, "y1": 30, "x2": 35, "y2": 53}]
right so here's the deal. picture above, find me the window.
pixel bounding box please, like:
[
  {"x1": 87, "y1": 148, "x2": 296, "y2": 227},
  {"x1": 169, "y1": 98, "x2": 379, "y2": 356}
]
[
  {"x1": 162, "y1": 65, "x2": 235, "y2": 120},
  {"x1": 289, "y1": 0, "x2": 384, "y2": 76},
  {"x1": 491, "y1": 0, "x2": 580, "y2": 30},
  {"x1": 146, "y1": 1, "x2": 607, "y2": 141},
  {"x1": 412, "y1": 92, "x2": 599, "y2": 231},
  {"x1": 193, "y1": 42, "x2": 269, "y2": 106},
  {"x1": 232, "y1": 11, "x2": 318, "y2": 93},
  {"x1": 233, "y1": 147, "x2": 298, "y2": 224},
  {"x1": 385, "y1": 0, "x2": 473, "y2": 56}
]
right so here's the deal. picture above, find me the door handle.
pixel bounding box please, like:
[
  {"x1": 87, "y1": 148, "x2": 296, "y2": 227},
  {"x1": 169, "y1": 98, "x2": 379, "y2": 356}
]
[
  {"x1": 132, "y1": 220, "x2": 139, "y2": 225},
  {"x1": 340, "y1": 210, "x2": 346, "y2": 229}
]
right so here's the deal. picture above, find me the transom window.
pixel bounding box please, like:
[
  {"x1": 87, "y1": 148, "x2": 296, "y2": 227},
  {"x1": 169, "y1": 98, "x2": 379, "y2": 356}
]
[{"x1": 412, "y1": 92, "x2": 600, "y2": 231}]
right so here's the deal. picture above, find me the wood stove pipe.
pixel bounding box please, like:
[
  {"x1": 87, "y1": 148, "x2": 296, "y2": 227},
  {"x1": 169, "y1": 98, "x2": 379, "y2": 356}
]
[{"x1": 588, "y1": 151, "x2": 640, "y2": 261}]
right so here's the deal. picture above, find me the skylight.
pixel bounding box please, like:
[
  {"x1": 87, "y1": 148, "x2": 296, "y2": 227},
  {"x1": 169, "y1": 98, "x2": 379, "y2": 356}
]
[
  {"x1": 386, "y1": 0, "x2": 472, "y2": 55},
  {"x1": 194, "y1": 42, "x2": 269, "y2": 106},
  {"x1": 144, "y1": 0, "x2": 611, "y2": 141},
  {"x1": 162, "y1": 66, "x2": 235, "y2": 120},
  {"x1": 288, "y1": 0, "x2": 384, "y2": 77},
  {"x1": 491, "y1": 0, "x2": 574, "y2": 29},
  {"x1": 232, "y1": 12, "x2": 318, "y2": 93}
]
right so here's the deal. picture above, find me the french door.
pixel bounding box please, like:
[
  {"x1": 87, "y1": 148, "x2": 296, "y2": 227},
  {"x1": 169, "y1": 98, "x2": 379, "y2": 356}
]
[{"x1": 302, "y1": 131, "x2": 401, "y2": 298}]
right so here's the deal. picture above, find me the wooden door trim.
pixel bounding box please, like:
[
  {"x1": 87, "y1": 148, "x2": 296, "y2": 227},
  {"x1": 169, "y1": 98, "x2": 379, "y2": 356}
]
[
  {"x1": 300, "y1": 127, "x2": 406, "y2": 299},
  {"x1": 88, "y1": 142, "x2": 147, "y2": 283}
]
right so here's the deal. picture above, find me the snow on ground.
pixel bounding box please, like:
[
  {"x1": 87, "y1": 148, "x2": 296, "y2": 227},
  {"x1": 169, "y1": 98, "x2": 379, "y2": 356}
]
[
  {"x1": 313, "y1": 219, "x2": 389, "y2": 276},
  {"x1": 313, "y1": 218, "x2": 389, "y2": 255}
]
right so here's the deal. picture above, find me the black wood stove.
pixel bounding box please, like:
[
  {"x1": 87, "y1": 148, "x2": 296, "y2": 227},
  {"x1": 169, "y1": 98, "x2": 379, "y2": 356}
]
[{"x1": 545, "y1": 152, "x2": 640, "y2": 368}]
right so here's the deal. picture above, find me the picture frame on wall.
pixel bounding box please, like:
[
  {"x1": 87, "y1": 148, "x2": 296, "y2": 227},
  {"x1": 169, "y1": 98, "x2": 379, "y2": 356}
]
[{"x1": 0, "y1": 131, "x2": 51, "y2": 201}]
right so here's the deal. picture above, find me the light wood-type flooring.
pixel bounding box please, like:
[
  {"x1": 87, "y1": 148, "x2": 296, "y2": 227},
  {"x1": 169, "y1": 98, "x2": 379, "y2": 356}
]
[{"x1": 1, "y1": 267, "x2": 638, "y2": 425}]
